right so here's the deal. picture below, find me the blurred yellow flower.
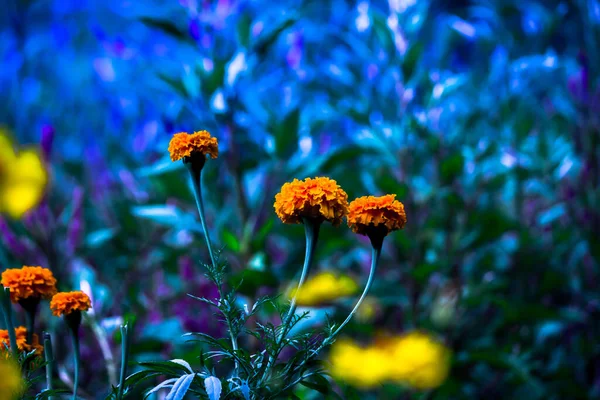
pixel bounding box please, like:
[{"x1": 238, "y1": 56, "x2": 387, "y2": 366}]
[
  {"x1": 0, "y1": 128, "x2": 47, "y2": 219},
  {"x1": 290, "y1": 271, "x2": 358, "y2": 306},
  {"x1": 329, "y1": 339, "x2": 389, "y2": 389},
  {"x1": 0, "y1": 357, "x2": 24, "y2": 400},
  {"x1": 328, "y1": 331, "x2": 451, "y2": 390},
  {"x1": 388, "y1": 331, "x2": 451, "y2": 390}
]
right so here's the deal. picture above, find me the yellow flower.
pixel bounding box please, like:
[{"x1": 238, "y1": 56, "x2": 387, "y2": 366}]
[
  {"x1": 1, "y1": 266, "x2": 57, "y2": 303},
  {"x1": 0, "y1": 357, "x2": 24, "y2": 400},
  {"x1": 274, "y1": 177, "x2": 349, "y2": 226},
  {"x1": 329, "y1": 338, "x2": 390, "y2": 389},
  {"x1": 291, "y1": 271, "x2": 358, "y2": 306},
  {"x1": 328, "y1": 331, "x2": 451, "y2": 390},
  {"x1": 168, "y1": 130, "x2": 219, "y2": 162},
  {"x1": 0, "y1": 127, "x2": 47, "y2": 219},
  {"x1": 388, "y1": 331, "x2": 451, "y2": 390},
  {"x1": 50, "y1": 291, "x2": 92, "y2": 317},
  {"x1": 0, "y1": 326, "x2": 44, "y2": 356},
  {"x1": 347, "y1": 194, "x2": 407, "y2": 236}
]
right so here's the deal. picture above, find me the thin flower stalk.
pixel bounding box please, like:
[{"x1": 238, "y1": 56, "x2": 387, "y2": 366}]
[
  {"x1": 69, "y1": 327, "x2": 81, "y2": 400},
  {"x1": 0, "y1": 287, "x2": 18, "y2": 359},
  {"x1": 43, "y1": 332, "x2": 55, "y2": 400},
  {"x1": 187, "y1": 162, "x2": 239, "y2": 367},
  {"x1": 117, "y1": 323, "x2": 131, "y2": 400}
]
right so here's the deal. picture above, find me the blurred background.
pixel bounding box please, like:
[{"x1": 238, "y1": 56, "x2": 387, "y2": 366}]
[{"x1": 1, "y1": 0, "x2": 600, "y2": 398}]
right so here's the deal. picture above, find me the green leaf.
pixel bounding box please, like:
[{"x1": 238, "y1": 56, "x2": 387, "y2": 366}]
[
  {"x1": 300, "y1": 374, "x2": 332, "y2": 395},
  {"x1": 402, "y1": 42, "x2": 423, "y2": 82},
  {"x1": 439, "y1": 153, "x2": 465, "y2": 184},
  {"x1": 253, "y1": 16, "x2": 297, "y2": 56},
  {"x1": 140, "y1": 17, "x2": 191, "y2": 42},
  {"x1": 411, "y1": 263, "x2": 439, "y2": 284},
  {"x1": 273, "y1": 108, "x2": 300, "y2": 159},
  {"x1": 222, "y1": 229, "x2": 241, "y2": 252},
  {"x1": 230, "y1": 269, "x2": 279, "y2": 296},
  {"x1": 236, "y1": 14, "x2": 252, "y2": 48},
  {"x1": 166, "y1": 374, "x2": 196, "y2": 400},
  {"x1": 158, "y1": 73, "x2": 189, "y2": 98}
]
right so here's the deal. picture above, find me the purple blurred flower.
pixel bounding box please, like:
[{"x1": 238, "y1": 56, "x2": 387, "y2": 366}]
[
  {"x1": 66, "y1": 187, "x2": 85, "y2": 256},
  {"x1": 0, "y1": 217, "x2": 30, "y2": 259},
  {"x1": 189, "y1": 19, "x2": 201, "y2": 41},
  {"x1": 179, "y1": 256, "x2": 196, "y2": 282},
  {"x1": 286, "y1": 31, "x2": 303, "y2": 70},
  {"x1": 40, "y1": 124, "x2": 54, "y2": 160}
]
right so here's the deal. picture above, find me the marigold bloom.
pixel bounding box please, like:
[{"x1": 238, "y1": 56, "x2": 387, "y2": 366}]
[
  {"x1": 0, "y1": 326, "x2": 43, "y2": 355},
  {"x1": 0, "y1": 357, "x2": 24, "y2": 399},
  {"x1": 274, "y1": 177, "x2": 348, "y2": 226},
  {"x1": 168, "y1": 130, "x2": 219, "y2": 162},
  {"x1": 1, "y1": 266, "x2": 57, "y2": 303},
  {"x1": 290, "y1": 271, "x2": 358, "y2": 306},
  {"x1": 388, "y1": 331, "x2": 451, "y2": 390},
  {"x1": 0, "y1": 127, "x2": 47, "y2": 219},
  {"x1": 347, "y1": 194, "x2": 407, "y2": 236},
  {"x1": 50, "y1": 291, "x2": 92, "y2": 317}
]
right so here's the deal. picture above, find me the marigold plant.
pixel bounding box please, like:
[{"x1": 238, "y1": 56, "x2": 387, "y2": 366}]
[
  {"x1": 168, "y1": 130, "x2": 219, "y2": 161},
  {"x1": 50, "y1": 291, "x2": 92, "y2": 317},
  {"x1": 274, "y1": 176, "x2": 349, "y2": 225},
  {"x1": 0, "y1": 326, "x2": 43, "y2": 355},
  {"x1": 347, "y1": 194, "x2": 407, "y2": 236},
  {"x1": 1, "y1": 266, "x2": 57, "y2": 303}
]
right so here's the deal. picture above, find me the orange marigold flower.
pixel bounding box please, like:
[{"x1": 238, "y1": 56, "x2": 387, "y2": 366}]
[
  {"x1": 0, "y1": 326, "x2": 43, "y2": 355},
  {"x1": 347, "y1": 194, "x2": 407, "y2": 236},
  {"x1": 168, "y1": 131, "x2": 218, "y2": 162},
  {"x1": 50, "y1": 291, "x2": 92, "y2": 317},
  {"x1": 274, "y1": 177, "x2": 349, "y2": 226},
  {"x1": 1, "y1": 266, "x2": 57, "y2": 303}
]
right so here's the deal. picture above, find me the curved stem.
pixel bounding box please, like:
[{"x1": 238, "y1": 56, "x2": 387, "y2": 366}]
[
  {"x1": 319, "y1": 240, "x2": 382, "y2": 351},
  {"x1": 187, "y1": 162, "x2": 217, "y2": 269},
  {"x1": 43, "y1": 332, "x2": 55, "y2": 399},
  {"x1": 267, "y1": 218, "x2": 320, "y2": 369},
  {"x1": 282, "y1": 218, "x2": 320, "y2": 330},
  {"x1": 69, "y1": 327, "x2": 81, "y2": 400},
  {"x1": 0, "y1": 288, "x2": 18, "y2": 359},
  {"x1": 117, "y1": 323, "x2": 130, "y2": 399},
  {"x1": 186, "y1": 162, "x2": 239, "y2": 368}
]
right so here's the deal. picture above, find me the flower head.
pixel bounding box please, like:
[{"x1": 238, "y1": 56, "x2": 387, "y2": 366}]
[
  {"x1": 0, "y1": 326, "x2": 43, "y2": 355},
  {"x1": 0, "y1": 357, "x2": 25, "y2": 398},
  {"x1": 274, "y1": 177, "x2": 348, "y2": 226},
  {"x1": 347, "y1": 194, "x2": 407, "y2": 236},
  {"x1": 50, "y1": 291, "x2": 92, "y2": 317},
  {"x1": 168, "y1": 131, "x2": 219, "y2": 162},
  {"x1": 290, "y1": 271, "x2": 358, "y2": 306},
  {"x1": 1, "y1": 266, "x2": 57, "y2": 303},
  {"x1": 0, "y1": 127, "x2": 48, "y2": 219},
  {"x1": 328, "y1": 331, "x2": 451, "y2": 390},
  {"x1": 329, "y1": 339, "x2": 390, "y2": 389},
  {"x1": 387, "y1": 331, "x2": 451, "y2": 390}
]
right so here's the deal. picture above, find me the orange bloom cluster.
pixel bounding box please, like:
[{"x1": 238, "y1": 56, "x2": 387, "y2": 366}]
[
  {"x1": 168, "y1": 131, "x2": 219, "y2": 162},
  {"x1": 0, "y1": 327, "x2": 43, "y2": 355},
  {"x1": 50, "y1": 291, "x2": 92, "y2": 317},
  {"x1": 1, "y1": 266, "x2": 57, "y2": 303},
  {"x1": 347, "y1": 194, "x2": 407, "y2": 236},
  {"x1": 274, "y1": 177, "x2": 349, "y2": 226}
]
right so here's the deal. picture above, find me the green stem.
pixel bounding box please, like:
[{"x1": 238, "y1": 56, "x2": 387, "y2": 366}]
[
  {"x1": 186, "y1": 160, "x2": 239, "y2": 367},
  {"x1": 25, "y1": 306, "x2": 36, "y2": 345},
  {"x1": 186, "y1": 160, "x2": 218, "y2": 269},
  {"x1": 43, "y1": 332, "x2": 55, "y2": 399},
  {"x1": 0, "y1": 288, "x2": 18, "y2": 359},
  {"x1": 268, "y1": 218, "x2": 320, "y2": 369},
  {"x1": 69, "y1": 326, "x2": 81, "y2": 400},
  {"x1": 117, "y1": 323, "x2": 131, "y2": 400},
  {"x1": 319, "y1": 238, "x2": 382, "y2": 351}
]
